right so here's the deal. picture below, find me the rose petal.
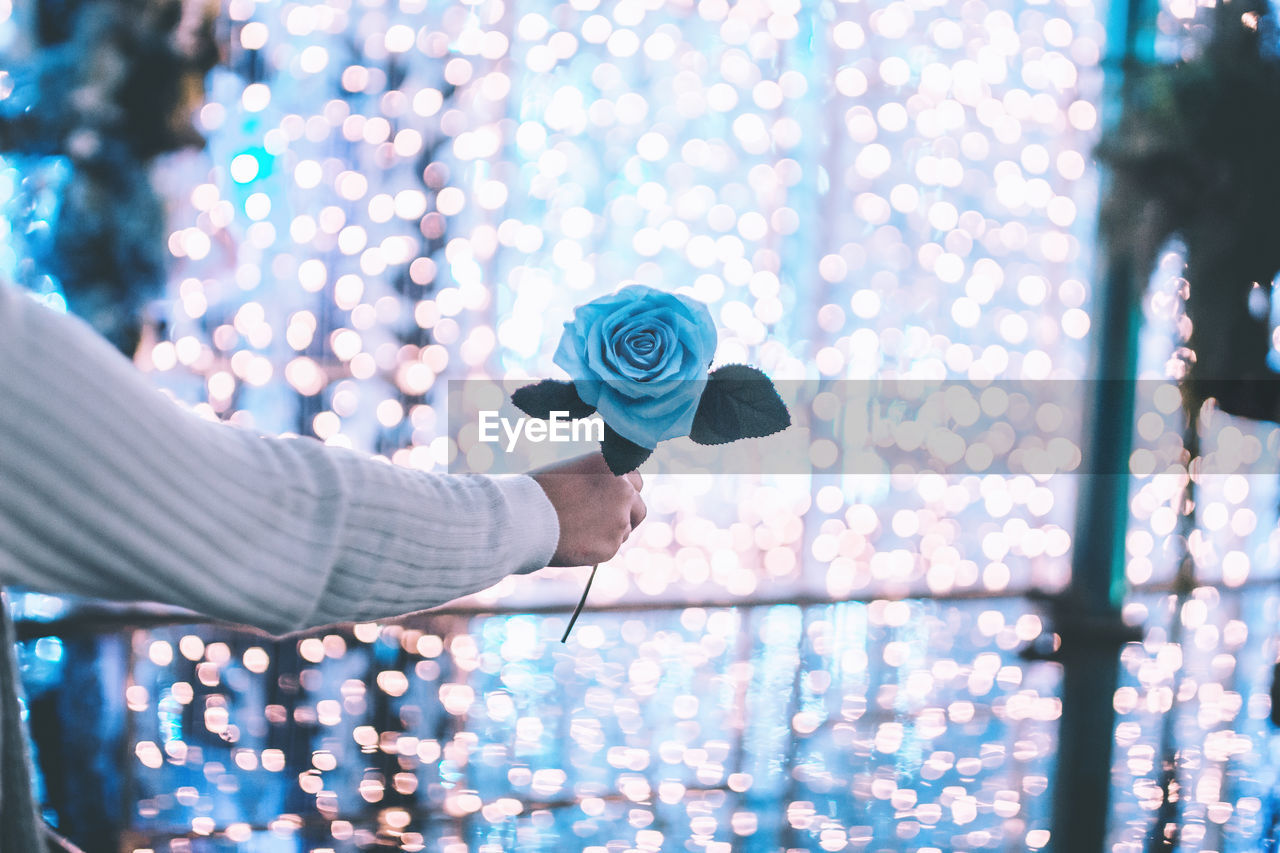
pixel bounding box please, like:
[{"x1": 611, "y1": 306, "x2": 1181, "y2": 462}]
[{"x1": 595, "y1": 379, "x2": 706, "y2": 447}]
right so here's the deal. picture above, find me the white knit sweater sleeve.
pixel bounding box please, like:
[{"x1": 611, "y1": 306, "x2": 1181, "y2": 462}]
[{"x1": 0, "y1": 283, "x2": 560, "y2": 635}]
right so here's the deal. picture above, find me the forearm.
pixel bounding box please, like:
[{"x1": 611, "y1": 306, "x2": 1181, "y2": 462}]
[{"x1": 0, "y1": 284, "x2": 558, "y2": 635}]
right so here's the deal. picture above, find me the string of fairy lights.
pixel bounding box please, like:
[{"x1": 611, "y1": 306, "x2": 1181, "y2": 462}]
[{"x1": 4, "y1": 0, "x2": 1280, "y2": 849}]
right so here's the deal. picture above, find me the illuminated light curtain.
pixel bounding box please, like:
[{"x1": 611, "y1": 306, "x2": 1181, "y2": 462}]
[
  {"x1": 0, "y1": 0, "x2": 1136, "y2": 849},
  {"x1": 1092, "y1": 1, "x2": 1280, "y2": 849},
  {"x1": 1101, "y1": 250, "x2": 1280, "y2": 850},
  {"x1": 1106, "y1": 255, "x2": 1280, "y2": 846}
]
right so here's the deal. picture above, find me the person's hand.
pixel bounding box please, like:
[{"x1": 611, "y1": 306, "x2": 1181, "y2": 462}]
[{"x1": 529, "y1": 452, "x2": 646, "y2": 567}]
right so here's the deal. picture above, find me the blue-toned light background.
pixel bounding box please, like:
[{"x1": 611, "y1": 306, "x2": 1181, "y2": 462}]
[{"x1": 5, "y1": 0, "x2": 1280, "y2": 850}]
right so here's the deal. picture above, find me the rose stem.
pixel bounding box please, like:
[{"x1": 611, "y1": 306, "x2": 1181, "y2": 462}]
[{"x1": 560, "y1": 564, "x2": 599, "y2": 644}]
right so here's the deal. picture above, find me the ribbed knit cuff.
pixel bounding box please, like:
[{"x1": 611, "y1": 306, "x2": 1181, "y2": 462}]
[
  {"x1": 492, "y1": 474, "x2": 560, "y2": 574},
  {"x1": 304, "y1": 470, "x2": 560, "y2": 628}
]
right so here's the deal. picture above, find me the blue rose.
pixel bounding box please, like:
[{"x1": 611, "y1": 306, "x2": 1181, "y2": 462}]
[{"x1": 553, "y1": 284, "x2": 718, "y2": 449}]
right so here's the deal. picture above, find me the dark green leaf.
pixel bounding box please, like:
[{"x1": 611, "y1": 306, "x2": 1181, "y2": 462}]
[
  {"x1": 601, "y1": 424, "x2": 652, "y2": 475},
  {"x1": 511, "y1": 380, "x2": 596, "y2": 420},
  {"x1": 689, "y1": 364, "x2": 790, "y2": 445}
]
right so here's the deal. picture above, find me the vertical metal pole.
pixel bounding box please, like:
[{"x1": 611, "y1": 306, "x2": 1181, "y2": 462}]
[
  {"x1": 1048, "y1": 0, "x2": 1159, "y2": 847},
  {"x1": 1050, "y1": 258, "x2": 1140, "y2": 853}
]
